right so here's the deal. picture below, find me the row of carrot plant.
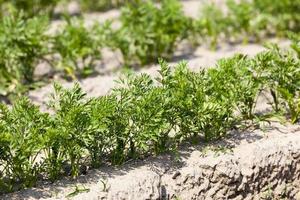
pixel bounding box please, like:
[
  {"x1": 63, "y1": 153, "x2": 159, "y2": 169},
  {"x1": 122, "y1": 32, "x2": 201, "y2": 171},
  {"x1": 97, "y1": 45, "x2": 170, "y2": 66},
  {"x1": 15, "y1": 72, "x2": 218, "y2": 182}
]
[
  {"x1": 0, "y1": 40, "x2": 299, "y2": 194},
  {"x1": 0, "y1": 0, "x2": 133, "y2": 17},
  {"x1": 0, "y1": 0, "x2": 300, "y2": 99}
]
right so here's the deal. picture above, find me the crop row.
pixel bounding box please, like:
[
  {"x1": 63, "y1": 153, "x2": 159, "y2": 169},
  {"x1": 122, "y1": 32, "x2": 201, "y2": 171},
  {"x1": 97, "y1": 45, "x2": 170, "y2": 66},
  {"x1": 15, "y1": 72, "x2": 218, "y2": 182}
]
[
  {"x1": 0, "y1": 0, "x2": 131, "y2": 17},
  {"x1": 1, "y1": 0, "x2": 300, "y2": 99},
  {"x1": 0, "y1": 39, "x2": 299, "y2": 194}
]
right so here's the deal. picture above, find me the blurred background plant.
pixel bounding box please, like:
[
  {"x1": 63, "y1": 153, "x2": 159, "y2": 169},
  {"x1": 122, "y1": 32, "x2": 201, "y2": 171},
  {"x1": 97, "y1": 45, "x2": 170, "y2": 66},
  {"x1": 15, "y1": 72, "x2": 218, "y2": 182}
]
[
  {"x1": 0, "y1": 0, "x2": 300, "y2": 99},
  {"x1": 114, "y1": 0, "x2": 190, "y2": 66},
  {"x1": 0, "y1": 14, "x2": 50, "y2": 98},
  {"x1": 52, "y1": 17, "x2": 103, "y2": 79}
]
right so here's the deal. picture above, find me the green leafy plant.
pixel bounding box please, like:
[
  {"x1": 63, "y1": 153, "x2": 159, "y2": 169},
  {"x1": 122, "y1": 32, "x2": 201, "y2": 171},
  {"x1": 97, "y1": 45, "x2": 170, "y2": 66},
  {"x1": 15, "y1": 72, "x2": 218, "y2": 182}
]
[
  {"x1": 115, "y1": 0, "x2": 189, "y2": 66},
  {"x1": 79, "y1": 0, "x2": 130, "y2": 12},
  {"x1": 208, "y1": 55, "x2": 261, "y2": 120},
  {"x1": 1, "y1": 0, "x2": 59, "y2": 18},
  {"x1": 193, "y1": 0, "x2": 300, "y2": 47},
  {"x1": 201, "y1": 73, "x2": 236, "y2": 141},
  {"x1": 0, "y1": 14, "x2": 49, "y2": 97},
  {"x1": 110, "y1": 73, "x2": 171, "y2": 163},
  {"x1": 289, "y1": 33, "x2": 300, "y2": 58},
  {"x1": 47, "y1": 83, "x2": 91, "y2": 178},
  {"x1": 157, "y1": 60, "x2": 205, "y2": 142},
  {"x1": 196, "y1": 3, "x2": 228, "y2": 50},
  {"x1": 226, "y1": 0, "x2": 253, "y2": 43},
  {"x1": 278, "y1": 88, "x2": 300, "y2": 124},
  {"x1": 0, "y1": 98, "x2": 49, "y2": 192},
  {"x1": 254, "y1": 44, "x2": 300, "y2": 123},
  {"x1": 159, "y1": 60, "x2": 235, "y2": 142},
  {"x1": 87, "y1": 96, "x2": 116, "y2": 168},
  {"x1": 53, "y1": 17, "x2": 104, "y2": 79},
  {"x1": 252, "y1": 0, "x2": 300, "y2": 33},
  {"x1": 66, "y1": 184, "x2": 90, "y2": 198}
]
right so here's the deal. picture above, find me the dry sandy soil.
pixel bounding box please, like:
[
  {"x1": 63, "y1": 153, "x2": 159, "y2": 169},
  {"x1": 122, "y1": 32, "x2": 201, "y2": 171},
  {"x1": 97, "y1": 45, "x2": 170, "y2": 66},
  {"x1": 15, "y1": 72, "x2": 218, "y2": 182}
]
[{"x1": 2, "y1": 0, "x2": 300, "y2": 199}]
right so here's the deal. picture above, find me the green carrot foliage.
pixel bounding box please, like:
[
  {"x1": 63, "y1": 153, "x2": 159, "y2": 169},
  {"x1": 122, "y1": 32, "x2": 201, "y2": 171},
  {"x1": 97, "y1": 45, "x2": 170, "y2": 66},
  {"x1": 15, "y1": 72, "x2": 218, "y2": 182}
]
[{"x1": 0, "y1": 14, "x2": 49, "y2": 96}]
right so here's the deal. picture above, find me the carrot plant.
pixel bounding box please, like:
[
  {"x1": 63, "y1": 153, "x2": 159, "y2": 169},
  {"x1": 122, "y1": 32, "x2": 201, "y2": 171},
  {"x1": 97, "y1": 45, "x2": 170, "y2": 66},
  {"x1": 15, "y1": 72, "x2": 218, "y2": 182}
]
[
  {"x1": 193, "y1": 0, "x2": 300, "y2": 48},
  {"x1": 252, "y1": 0, "x2": 300, "y2": 33},
  {"x1": 289, "y1": 33, "x2": 300, "y2": 58},
  {"x1": 226, "y1": 0, "x2": 253, "y2": 43},
  {"x1": 0, "y1": 14, "x2": 49, "y2": 97},
  {"x1": 278, "y1": 88, "x2": 300, "y2": 124},
  {"x1": 1, "y1": 0, "x2": 59, "y2": 18},
  {"x1": 87, "y1": 96, "x2": 116, "y2": 168},
  {"x1": 115, "y1": 0, "x2": 189, "y2": 66},
  {"x1": 47, "y1": 83, "x2": 91, "y2": 178},
  {"x1": 110, "y1": 73, "x2": 171, "y2": 163},
  {"x1": 196, "y1": 3, "x2": 228, "y2": 50},
  {"x1": 158, "y1": 60, "x2": 235, "y2": 142},
  {"x1": 254, "y1": 44, "x2": 300, "y2": 123},
  {"x1": 158, "y1": 60, "x2": 206, "y2": 142},
  {"x1": 79, "y1": 0, "x2": 129, "y2": 12},
  {"x1": 208, "y1": 55, "x2": 261, "y2": 120},
  {"x1": 0, "y1": 98, "x2": 49, "y2": 193},
  {"x1": 53, "y1": 18, "x2": 103, "y2": 79},
  {"x1": 42, "y1": 119, "x2": 65, "y2": 182}
]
